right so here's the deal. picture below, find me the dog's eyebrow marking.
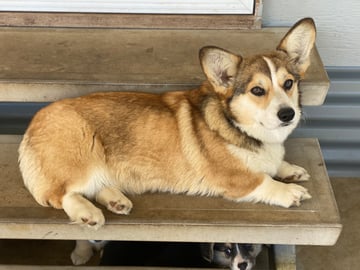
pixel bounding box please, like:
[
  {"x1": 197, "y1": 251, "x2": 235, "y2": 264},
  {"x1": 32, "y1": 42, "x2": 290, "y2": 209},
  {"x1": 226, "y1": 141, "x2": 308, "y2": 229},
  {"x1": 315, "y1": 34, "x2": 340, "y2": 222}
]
[{"x1": 263, "y1": 57, "x2": 278, "y2": 87}]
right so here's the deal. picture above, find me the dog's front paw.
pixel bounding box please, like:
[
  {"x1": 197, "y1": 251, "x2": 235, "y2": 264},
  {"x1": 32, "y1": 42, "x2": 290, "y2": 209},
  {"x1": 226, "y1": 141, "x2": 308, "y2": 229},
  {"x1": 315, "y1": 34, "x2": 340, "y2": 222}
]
[
  {"x1": 239, "y1": 176, "x2": 311, "y2": 208},
  {"x1": 280, "y1": 183, "x2": 312, "y2": 207},
  {"x1": 277, "y1": 161, "x2": 310, "y2": 182}
]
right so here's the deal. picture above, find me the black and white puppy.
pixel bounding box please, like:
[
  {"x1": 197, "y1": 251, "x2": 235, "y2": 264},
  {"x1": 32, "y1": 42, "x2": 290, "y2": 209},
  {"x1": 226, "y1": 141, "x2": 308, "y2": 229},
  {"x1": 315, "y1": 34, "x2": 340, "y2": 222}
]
[
  {"x1": 201, "y1": 243, "x2": 262, "y2": 270},
  {"x1": 71, "y1": 240, "x2": 262, "y2": 269}
]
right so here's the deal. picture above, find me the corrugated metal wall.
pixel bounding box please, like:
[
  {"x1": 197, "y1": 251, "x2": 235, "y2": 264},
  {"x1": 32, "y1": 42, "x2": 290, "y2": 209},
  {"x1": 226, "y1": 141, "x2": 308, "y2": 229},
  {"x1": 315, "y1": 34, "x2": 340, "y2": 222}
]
[
  {"x1": 0, "y1": 67, "x2": 359, "y2": 177},
  {"x1": 293, "y1": 67, "x2": 360, "y2": 177}
]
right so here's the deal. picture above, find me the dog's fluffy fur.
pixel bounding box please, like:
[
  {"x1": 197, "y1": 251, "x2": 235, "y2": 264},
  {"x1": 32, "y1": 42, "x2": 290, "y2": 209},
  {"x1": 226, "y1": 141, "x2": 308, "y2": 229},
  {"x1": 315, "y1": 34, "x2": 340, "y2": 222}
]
[{"x1": 19, "y1": 18, "x2": 316, "y2": 229}]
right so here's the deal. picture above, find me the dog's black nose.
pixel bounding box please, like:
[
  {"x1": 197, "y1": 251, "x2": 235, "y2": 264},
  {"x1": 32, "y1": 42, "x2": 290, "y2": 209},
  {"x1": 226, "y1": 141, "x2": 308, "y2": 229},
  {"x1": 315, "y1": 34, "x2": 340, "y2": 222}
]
[
  {"x1": 277, "y1": 107, "x2": 295, "y2": 122},
  {"x1": 238, "y1": 262, "x2": 248, "y2": 270}
]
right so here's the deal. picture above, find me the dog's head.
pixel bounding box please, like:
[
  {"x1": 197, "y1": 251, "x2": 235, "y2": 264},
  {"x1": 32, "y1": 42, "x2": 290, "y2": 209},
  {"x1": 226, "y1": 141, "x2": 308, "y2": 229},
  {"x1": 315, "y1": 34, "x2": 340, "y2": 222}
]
[
  {"x1": 199, "y1": 18, "x2": 316, "y2": 144},
  {"x1": 201, "y1": 243, "x2": 262, "y2": 270}
]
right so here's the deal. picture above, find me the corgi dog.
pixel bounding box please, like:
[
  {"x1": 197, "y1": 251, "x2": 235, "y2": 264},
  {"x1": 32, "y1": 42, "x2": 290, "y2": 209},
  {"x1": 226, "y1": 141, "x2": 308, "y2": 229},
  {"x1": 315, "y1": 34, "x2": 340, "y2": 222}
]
[{"x1": 19, "y1": 18, "x2": 316, "y2": 229}]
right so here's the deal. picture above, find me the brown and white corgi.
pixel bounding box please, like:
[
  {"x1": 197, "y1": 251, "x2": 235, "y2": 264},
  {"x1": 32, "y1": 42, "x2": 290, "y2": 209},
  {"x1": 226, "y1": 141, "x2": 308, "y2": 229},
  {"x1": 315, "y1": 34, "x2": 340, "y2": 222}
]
[{"x1": 19, "y1": 18, "x2": 316, "y2": 229}]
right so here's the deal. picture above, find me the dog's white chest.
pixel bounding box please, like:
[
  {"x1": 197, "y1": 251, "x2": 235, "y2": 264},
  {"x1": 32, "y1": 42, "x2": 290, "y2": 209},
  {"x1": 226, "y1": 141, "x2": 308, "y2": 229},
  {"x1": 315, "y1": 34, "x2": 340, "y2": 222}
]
[{"x1": 227, "y1": 143, "x2": 285, "y2": 176}]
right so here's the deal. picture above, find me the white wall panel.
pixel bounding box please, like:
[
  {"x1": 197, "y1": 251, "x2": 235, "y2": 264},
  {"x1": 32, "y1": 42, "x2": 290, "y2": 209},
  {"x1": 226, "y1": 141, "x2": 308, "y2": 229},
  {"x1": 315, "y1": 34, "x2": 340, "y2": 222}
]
[
  {"x1": 0, "y1": 0, "x2": 254, "y2": 14},
  {"x1": 262, "y1": 0, "x2": 360, "y2": 66}
]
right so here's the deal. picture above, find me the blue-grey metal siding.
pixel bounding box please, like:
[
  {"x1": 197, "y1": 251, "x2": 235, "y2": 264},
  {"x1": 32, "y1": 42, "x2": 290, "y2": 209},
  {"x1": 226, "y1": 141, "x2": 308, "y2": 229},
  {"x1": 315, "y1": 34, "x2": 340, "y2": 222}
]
[
  {"x1": 0, "y1": 67, "x2": 359, "y2": 177},
  {"x1": 293, "y1": 67, "x2": 360, "y2": 177}
]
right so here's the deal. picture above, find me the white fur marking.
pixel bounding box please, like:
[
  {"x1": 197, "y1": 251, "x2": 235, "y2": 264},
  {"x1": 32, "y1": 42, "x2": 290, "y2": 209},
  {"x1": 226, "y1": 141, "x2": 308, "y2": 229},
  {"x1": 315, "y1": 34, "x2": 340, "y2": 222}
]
[
  {"x1": 263, "y1": 57, "x2": 293, "y2": 114},
  {"x1": 263, "y1": 57, "x2": 279, "y2": 90},
  {"x1": 277, "y1": 161, "x2": 310, "y2": 182},
  {"x1": 232, "y1": 245, "x2": 245, "y2": 270},
  {"x1": 239, "y1": 175, "x2": 311, "y2": 208},
  {"x1": 76, "y1": 168, "x2": 111, "y2": 199},
  {"x1": 227, "y1": 143, "x2": 284, "y2": 177},
  {"x1": 62, "y1": 193, "x2": 105, "y2": 230}
]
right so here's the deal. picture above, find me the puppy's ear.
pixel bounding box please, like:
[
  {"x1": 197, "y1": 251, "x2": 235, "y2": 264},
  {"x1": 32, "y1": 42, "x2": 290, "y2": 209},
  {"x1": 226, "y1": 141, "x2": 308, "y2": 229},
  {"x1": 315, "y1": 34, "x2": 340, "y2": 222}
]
[
  {"x1": 199, "y1": 46, "x2": 242, "y2": 94},
  {"x1": 277, "y1": 17, "x2": 316, "y2": 76},
  {"x1": 250, "y1": 244, "x2": 263, "y2": 257},
  {"x1": 200, "y1": 243, "x2": 214, "y2": 263}
]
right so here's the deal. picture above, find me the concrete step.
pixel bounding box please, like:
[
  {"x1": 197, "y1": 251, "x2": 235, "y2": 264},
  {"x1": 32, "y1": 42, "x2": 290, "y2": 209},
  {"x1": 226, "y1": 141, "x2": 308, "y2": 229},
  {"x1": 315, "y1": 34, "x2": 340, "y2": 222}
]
[
  {"x1": 0, "y1": 136, "x2": 341, "y2": 245},
  {"x1": 0, "y1": 26, "x2": 337, "y2": 270},
  {"x1": 0, "y1": 27, "x2": 329, "y2": 105}
]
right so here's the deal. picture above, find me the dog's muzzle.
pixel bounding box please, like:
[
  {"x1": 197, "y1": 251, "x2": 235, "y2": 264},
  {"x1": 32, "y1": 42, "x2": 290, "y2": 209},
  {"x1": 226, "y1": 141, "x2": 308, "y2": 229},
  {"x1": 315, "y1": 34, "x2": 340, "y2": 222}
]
[{"x1": 238, "y1": 261, "x2": 248, "y2": 270}]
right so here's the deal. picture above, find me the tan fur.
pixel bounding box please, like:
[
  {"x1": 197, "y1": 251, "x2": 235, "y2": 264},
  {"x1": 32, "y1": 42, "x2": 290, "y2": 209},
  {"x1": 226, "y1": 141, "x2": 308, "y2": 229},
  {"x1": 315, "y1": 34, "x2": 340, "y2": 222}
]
[
  {"x1": 245, "y1": 72, "x2": 274, "y2": 110},
  {"x1": 20, "y1": 90, "x2": 262, "y2": 205},
  {"x1": 19, "y1": 18, "x2": 316, "y2": 228}
]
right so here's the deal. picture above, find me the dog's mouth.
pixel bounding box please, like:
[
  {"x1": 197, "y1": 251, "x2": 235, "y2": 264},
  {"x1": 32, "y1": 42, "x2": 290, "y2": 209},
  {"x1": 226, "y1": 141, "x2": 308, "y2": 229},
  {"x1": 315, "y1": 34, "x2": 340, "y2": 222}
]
[
  {"x1": 280, "y1": 122, "x2": 292, "y2": 127},
  {"x1": 260, "y1": 121, "x2": 293, "y2": 129}
]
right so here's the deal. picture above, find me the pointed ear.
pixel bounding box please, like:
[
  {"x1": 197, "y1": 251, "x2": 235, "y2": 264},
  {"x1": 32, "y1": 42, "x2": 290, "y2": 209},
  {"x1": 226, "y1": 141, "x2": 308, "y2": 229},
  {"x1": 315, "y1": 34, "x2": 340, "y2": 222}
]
[
  {"x1": 199, "y1": 46, "x2": 242, "y2": 93},
  {"x1": 277, "y1": 18, "x2": 316, "y2": 76}
]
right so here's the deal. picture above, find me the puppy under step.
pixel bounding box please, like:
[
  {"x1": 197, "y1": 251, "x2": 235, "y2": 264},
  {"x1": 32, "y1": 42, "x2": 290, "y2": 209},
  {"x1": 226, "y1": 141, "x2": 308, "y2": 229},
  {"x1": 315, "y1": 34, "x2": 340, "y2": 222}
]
[{"x1": 72, "y1": 240, "x2": 269, "y2": 270}]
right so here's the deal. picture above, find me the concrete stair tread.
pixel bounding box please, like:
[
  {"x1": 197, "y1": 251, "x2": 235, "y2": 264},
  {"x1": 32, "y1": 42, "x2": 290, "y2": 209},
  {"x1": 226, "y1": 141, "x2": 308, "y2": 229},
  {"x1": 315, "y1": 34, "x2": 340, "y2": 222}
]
[
  {"x1": 0, "y1": 135, "x2": 341, "y2": 245},
  {"x1": 0, "y1": 27, "x2": 329, "y2": 105}
]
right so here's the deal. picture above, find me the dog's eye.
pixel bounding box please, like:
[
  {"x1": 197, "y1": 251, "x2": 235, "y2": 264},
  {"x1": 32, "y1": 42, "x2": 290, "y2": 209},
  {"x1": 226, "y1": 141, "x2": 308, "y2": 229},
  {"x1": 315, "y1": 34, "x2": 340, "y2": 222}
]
[
  {"x1": 283, "y1": 79, "x2": 294, "y2": 90},
  {"x1": 224, "y1": 248, "x2": 232, "y2": 258},
  {"x1": 250, "y1": 86, "x2": 265, "y2": 96}
]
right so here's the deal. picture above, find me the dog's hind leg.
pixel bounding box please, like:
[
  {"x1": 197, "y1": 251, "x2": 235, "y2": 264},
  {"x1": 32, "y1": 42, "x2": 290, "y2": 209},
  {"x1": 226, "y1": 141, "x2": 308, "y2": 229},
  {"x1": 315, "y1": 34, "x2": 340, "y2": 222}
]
[
  {"x1": 96, "y1": 187, "x2": 133, "y2": 215},
  {"x1": 62, "y1": 193, "x2": 105, "y2": 230}
]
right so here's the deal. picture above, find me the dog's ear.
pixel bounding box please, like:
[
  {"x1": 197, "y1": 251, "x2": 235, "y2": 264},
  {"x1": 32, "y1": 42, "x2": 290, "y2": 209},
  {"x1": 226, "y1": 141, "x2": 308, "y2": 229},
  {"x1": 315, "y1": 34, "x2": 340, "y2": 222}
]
[
  {"x1": 200, "y1": 243, "x2": 215, "y2": 263},
  {"x1": 199, "y1": 46, "x2": 242, "y2": 94},
  {"x1": 277, "y1": 17, "x2": 316, "y2": 76}
]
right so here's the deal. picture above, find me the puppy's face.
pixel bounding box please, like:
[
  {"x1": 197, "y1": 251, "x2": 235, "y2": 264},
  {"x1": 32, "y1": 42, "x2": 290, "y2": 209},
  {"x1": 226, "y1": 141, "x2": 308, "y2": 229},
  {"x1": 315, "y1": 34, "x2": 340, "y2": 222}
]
[
  {"x1": 200, "y1": 18, "x2": 316, "y2": 143},
  {"x1": 203, "y1": 243, "x2": 262, "y2": 270}
]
